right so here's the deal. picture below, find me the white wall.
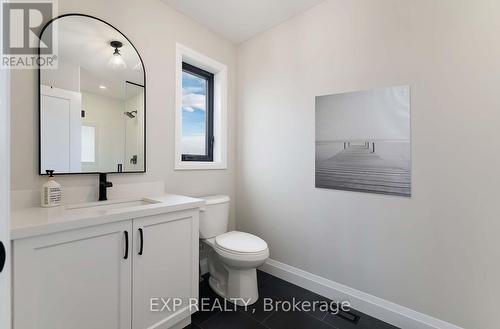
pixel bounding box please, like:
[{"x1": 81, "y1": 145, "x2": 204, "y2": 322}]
[
  {"x1": 41, "y1": 60, "x2": 81, "y2": 92},
  {"x1": 11, "y1": 0, "x2": 237, "y2": 227},
  {"x1": 81, "y1": 92, "x2": 126, "y2": 172},
  {"x1": 237, "y1": 1, "x2": 500, "y2": 328}
]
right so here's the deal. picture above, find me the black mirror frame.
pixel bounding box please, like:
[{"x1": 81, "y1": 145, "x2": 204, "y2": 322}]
[{"x1": 38, "y1": 13, "x2": 146, "y2": 176}]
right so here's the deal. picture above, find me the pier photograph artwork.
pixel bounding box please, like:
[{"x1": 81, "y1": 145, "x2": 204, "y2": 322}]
[{"x1": 315, "y1": 86, "x2": 411, "y2": 197}]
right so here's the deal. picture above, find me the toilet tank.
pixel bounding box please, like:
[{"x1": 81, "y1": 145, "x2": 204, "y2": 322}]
[{"x1": 199, "y1": 195, "x2": 230, "y2": 239}]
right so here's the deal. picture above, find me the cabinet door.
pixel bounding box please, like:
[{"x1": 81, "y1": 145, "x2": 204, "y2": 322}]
[
  {"x1": 133, "y1": 210, "x2": 199, "y2": 329},
  {"x1": 13, "y1": 221, "x2": 132, "y2": 329}
]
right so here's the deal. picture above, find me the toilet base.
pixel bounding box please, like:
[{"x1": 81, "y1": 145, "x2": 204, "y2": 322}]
[
  {"x1": 205, "y1": 243, "x2": 261, "y2": 306},
  {"x1": 208, "y1": 267, "x2": 259, "y2": 306},
  {"x1": 226, "y1": 267, "x2": 259, "y2": 306},
  {"x1": 208, "y1": 276, "x2": 226, "y2": 299}
]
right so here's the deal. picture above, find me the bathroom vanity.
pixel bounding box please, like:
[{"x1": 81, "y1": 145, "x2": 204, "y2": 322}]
[
  {"x1": 10, "y1": 194, "x2": 203, "y2": 329},
  {"x1": 12, "y1": 13, "x2": 205, "y2": 329}
]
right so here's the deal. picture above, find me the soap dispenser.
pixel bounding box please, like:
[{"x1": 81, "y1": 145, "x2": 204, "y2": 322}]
[{"x1": 41, "y1": 170, "x2": 62, "y2": 207}]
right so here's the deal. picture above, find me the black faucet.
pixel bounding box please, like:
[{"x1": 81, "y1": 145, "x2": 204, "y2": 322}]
[{"x1": 98, "y1": 173, "x2": 113, "y2": 201}]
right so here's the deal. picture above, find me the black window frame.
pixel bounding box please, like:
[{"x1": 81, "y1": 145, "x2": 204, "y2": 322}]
[{"x1": 181, "y1": 62, "x2": 215, "y2": 162}]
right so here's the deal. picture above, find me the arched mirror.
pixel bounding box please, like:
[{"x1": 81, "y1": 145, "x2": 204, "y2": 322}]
[{"x1": 38, "y1": 14, "x2": 146, "y2": 175}]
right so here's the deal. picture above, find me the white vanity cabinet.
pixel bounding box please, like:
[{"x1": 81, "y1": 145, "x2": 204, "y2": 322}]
[
  {"x1": 13, "y1": 220, "x2": 133, "y2": 329},
  {"x1": 132, "y1": 212, "x2": 199, "y2": 329},
  {"x1": 11, "y1": 200, "x2": 201, "y2": 329}
]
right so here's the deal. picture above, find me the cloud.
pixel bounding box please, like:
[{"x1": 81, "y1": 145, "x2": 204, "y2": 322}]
[
  {"x1": 182, "y1": 93, "x2": 206, "y2": 112},
  {"x1": 183, "y1": 86, "x2": 204, "y2": 95}
]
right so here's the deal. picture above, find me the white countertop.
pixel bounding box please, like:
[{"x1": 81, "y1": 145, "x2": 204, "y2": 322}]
[{"x1": 11, "y1": 194, "x2": 205, "y2": 240}]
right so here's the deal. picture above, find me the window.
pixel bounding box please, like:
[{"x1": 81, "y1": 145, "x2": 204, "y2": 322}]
[
  {"x1": 181, "y1": 62, "x2": 214, "y2": 162},
  {"x1": 175, "y1": 44, "x2": 228, "y2": 170},
  {"x1": 81, "y1": 125, "x2": 96, "y2": 163}
]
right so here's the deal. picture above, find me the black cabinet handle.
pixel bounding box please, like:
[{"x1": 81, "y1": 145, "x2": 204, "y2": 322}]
[
  {"x1": 0, "y1": 241, "x2": 5, "y2": 273},
  {"x1": 123, "y1": 231, "x2": 129, "y2": 260},
  {"x1": 138, "y1": 228, "x2": 144, "y2": 255}
]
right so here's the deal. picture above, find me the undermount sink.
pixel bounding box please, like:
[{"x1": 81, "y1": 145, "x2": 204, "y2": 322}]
[{"x1": 65, "y1": 198, "x2": 160, "y2": 212}]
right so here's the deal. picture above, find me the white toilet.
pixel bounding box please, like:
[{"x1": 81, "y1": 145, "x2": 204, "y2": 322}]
[{"x1": 200, "y1": 195, "x2": 269, "y2": 306}]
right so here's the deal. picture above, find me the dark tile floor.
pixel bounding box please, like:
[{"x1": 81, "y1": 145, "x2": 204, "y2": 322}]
[{"x1": 184, "y1": 271, "x2": 400, "y2": 329}]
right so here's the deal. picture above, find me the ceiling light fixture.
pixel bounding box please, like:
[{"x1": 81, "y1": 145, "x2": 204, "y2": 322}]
[
  {"x1": 99, "y1": 85, "x2": 107, "y2": 90},
  {"x1": 108, "y1": 41, "x2": 127, "y2": 70}
]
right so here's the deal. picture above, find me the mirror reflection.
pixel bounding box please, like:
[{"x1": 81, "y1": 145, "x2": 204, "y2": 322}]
[{"x1": 39, "y1": 15, "x2": 145, "y2": 174}]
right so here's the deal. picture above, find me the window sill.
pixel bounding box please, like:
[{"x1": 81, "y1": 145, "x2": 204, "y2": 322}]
[{"x1": 174, "y1": 161, "x2": 227, "y2": 171}]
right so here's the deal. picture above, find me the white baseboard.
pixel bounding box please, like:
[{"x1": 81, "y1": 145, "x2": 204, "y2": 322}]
[{"x1": 260, "y1": 259, "x2": 464, "y2": 329}]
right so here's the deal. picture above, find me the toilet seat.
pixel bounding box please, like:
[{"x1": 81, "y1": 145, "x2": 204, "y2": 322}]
[{"x1": 215, "y1": 231, "x2": 268, "y2": 255}]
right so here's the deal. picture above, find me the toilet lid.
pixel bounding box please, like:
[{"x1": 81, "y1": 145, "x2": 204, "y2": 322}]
[{"x1": 215, "y1": 231, "x2": 268, "y2": 253}]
